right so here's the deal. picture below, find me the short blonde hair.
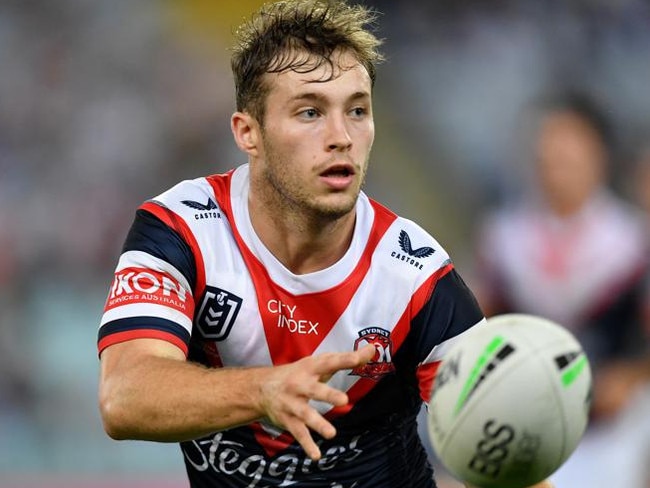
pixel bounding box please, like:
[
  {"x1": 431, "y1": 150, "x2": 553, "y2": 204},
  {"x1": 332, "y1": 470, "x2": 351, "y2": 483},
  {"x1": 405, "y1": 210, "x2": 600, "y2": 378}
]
[{"x1": 231, "y1": 0, "x2": 384, "y2": 122}]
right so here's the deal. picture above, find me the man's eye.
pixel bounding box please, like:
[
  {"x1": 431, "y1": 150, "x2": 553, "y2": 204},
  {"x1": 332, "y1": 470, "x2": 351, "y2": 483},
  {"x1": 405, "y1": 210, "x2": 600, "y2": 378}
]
[
  {"x1": 300, "y1": 108, "x2": 319, "y2": 119},
  {"x1": 351, "y1": 107, "x2": 367, "y2": 117}
]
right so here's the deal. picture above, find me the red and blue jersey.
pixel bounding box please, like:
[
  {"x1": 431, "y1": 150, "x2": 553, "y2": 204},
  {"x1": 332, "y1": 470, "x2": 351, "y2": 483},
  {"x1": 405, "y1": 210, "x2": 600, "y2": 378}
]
[{"x1": 98, "y1": 164, "x2": 484, "y2": 488}]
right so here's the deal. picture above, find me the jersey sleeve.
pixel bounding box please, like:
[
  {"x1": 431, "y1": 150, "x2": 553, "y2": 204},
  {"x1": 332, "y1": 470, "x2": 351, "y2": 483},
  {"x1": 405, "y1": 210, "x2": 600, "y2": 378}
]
[
  {"x1": 97, "y1": 208, "x2": 197, "y2": 356},
  {"x1": 410, "y1": 266, "x2": 485, "y2": 402}
]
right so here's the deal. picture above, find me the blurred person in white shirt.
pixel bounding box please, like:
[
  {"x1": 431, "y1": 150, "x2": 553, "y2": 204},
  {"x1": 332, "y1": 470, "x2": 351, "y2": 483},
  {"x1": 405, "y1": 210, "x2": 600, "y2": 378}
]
[{"x1": 474, "y1": 91, "x2": 650, "y2": 487}]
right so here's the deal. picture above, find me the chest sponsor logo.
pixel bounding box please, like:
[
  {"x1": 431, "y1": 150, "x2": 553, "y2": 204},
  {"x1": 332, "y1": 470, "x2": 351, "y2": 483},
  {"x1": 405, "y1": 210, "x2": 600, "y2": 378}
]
[
  {"x1": 105, "y1": 267, "x2": 189, "y2": 314},
  {"x1": 350, "y1": 327, "x2": 396, "y2": 380},
  {"x1": 390, "y1": 230, "x2": 435, "y2": 270},
  {"x1": 267, "y1": 299, "x2": 319, "y2": 335},
  {"x1": 181, "y1": 198, "x2": 221, "y2": 220},
  {"x1": 196, "y1": 286, "x2": 242, "y2": 340}
]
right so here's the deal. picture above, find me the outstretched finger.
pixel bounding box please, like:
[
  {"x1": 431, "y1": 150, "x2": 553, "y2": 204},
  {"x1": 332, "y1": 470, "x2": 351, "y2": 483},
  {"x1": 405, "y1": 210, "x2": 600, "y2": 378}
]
[
  {"x1": 303, "y1": 403, "x2": 338, "y2": 440},
  {"x1": 308, "y1": 381, "x2": 349, "y2": 407},
  {"x1": 285, "y1": 416, "x2": 322, "y2": 461},
  {"x1": 314, "y1": 344, "x2": 377, "y2": 377}
]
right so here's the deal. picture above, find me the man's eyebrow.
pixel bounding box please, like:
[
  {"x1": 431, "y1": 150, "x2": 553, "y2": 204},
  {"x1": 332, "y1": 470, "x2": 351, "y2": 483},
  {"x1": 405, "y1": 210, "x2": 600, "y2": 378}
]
[{"x1": 288, "y1": 91, "x2": 371, "y2": 104}]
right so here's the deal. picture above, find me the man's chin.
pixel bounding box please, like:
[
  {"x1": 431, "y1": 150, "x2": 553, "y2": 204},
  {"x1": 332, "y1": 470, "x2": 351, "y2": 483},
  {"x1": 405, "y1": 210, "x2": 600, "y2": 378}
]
[{"x1": 311, "y1": 197, "x2": 357, "y2": 220}]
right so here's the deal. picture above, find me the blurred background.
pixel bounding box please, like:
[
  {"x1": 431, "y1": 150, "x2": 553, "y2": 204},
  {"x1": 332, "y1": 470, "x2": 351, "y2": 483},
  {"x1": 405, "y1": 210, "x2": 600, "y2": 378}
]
[{"x1": 2, "y1": 0, "x2": 650, "y2": 486}]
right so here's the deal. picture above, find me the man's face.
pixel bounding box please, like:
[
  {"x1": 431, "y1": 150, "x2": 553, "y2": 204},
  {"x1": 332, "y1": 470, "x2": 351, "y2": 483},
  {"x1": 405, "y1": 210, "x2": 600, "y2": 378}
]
[
  {"x1": 251, "y1": 49, "x2": 375, "y2": 220},
  {"x1": 535, "y1": 110, "x2": 605, "y2": 215}
]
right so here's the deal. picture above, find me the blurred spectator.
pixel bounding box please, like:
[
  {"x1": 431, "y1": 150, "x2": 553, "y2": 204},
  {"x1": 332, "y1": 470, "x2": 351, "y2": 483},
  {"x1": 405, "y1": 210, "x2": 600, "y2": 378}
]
[
  {"x1": 631, "y1": 145, "x2": 650, "y2": 342},
  {"x1": 593, "y1": 143, "x2": 650, "y2": 425},
  {"x1": 475, "y1": 92, "x2": 648, "y2": 371},
  {"x1": 472, "y1": 91, "x2": 650, "y2": 486},
  {"x1": 632, "y1": 145, "x2": 650, "y2": 219}
]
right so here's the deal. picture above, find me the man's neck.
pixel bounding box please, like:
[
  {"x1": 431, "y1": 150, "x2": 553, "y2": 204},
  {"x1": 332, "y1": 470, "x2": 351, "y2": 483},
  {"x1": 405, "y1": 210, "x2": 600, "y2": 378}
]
[{"x1": 248, "y1": 197, "x2": 356, "y2": 275}]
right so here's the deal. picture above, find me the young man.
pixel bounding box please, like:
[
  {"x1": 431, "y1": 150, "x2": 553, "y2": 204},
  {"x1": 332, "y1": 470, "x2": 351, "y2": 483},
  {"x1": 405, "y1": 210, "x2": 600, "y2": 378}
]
[{"x1": 97, "y1": 1, "x2": 552, "y2": 487}]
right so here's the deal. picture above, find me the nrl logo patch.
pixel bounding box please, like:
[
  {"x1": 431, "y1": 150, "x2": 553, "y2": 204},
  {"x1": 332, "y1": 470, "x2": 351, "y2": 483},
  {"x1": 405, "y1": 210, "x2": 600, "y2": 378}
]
[
  {"x1": 350, "y1": 327, "x2": 396, "y2": 380},
  {"x1": 196, "y1": 286, "x2": 242, "y2": 341}
]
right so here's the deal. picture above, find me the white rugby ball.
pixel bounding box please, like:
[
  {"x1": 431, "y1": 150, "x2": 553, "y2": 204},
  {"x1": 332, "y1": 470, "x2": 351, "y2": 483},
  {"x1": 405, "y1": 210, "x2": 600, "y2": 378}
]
[{"x1": 427, "y1": 313, "x2": 592, "y2": 488}]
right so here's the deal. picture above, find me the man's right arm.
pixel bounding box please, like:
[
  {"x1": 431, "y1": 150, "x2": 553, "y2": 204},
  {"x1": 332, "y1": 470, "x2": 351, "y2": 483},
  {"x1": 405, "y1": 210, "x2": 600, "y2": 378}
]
[{"x1": 98, "y1": 337, "x2": 376, "y2": 460}]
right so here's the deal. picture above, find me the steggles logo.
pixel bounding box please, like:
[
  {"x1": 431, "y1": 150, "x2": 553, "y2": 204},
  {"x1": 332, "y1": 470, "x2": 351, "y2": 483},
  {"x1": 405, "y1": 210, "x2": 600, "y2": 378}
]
[{"x1": 182, "y1": 431, "x2": 364, "y2": 485}]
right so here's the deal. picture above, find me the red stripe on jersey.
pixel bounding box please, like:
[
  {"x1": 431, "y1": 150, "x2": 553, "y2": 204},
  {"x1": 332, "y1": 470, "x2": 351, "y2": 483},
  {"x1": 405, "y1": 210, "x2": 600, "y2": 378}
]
[
  {"x1": 387, "y1": 262, "x2": 454, "y2": 359},
  {"x1": 412, "y1": 262, "x2": 454, "y2": 319},
  {"x1": 140, "y1": 201, "x2": 207, "y2": 299},
  {"x1": 416, "y1": 361, "x2": 441, "y2": 403},
  {"x1": 98, "y1": 329, "x2": 189, "y2": 356},
  {"x1": 410, "y1": 263, "x2": 453, "y2": 403},
  {"x1": 207, "y1": 174, "x2": 398, "y2": 365}
]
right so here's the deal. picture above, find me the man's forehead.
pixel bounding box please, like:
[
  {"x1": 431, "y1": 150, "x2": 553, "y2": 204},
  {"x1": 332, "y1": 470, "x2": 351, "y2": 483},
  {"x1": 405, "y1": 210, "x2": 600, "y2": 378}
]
[{"x1": 268, "y1": 48, "x2": 370, "y2": 84}]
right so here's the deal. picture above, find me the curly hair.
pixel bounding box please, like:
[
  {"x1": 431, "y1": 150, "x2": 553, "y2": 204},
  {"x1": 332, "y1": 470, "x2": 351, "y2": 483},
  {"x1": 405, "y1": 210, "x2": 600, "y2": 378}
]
[{"x1": 231, "y1": 0, "x2": 384, "y2": 122}]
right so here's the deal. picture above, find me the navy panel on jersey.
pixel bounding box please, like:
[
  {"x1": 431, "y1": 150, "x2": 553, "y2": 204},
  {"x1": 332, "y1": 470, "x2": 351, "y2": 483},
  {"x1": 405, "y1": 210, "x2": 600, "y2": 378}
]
[
  {"x1": 123, "y1": 209, "x2": 197, "y2": 291},
  {"x1": 410, "y1": 268, "x2": 485, "y2": 361}
]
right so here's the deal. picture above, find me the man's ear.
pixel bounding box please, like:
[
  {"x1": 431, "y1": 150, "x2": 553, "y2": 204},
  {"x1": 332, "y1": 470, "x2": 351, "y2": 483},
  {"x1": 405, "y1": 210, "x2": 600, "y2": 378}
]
[{"x1": 231, "y1": 111, "x2": 261, "y2": 157}]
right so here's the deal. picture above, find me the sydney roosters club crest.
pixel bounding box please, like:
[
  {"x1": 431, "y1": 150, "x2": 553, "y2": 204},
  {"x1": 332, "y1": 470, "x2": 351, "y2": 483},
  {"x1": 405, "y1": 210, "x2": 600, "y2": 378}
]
[{"x1": 351, "y1": 327, "x2": 396, "y2": 380}]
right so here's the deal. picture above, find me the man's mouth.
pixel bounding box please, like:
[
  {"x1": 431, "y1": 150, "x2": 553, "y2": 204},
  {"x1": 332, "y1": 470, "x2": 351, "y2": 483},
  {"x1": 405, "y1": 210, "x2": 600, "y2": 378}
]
[
  {"x1": 319, "y1": 163, "x2": 357, "y2": 190},
  {"x1": 320, "y1": 164, "x2": 355, "y2": 178}
]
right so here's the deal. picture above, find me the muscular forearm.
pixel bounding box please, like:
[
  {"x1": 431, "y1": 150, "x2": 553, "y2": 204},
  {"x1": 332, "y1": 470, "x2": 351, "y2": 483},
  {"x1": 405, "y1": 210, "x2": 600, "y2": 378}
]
[
  {"x1": 99, "y1": 340, "x2": 268, "y2": 442},
  {"x1": 99, "y1": 338, "x2": 376, "y2": 460}
]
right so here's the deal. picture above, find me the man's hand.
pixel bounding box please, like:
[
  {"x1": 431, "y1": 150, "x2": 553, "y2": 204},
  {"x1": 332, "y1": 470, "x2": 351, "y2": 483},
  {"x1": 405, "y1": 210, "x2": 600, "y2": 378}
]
[{"x1": 257, "y1": 344, "x2": 376, "y2": 460}]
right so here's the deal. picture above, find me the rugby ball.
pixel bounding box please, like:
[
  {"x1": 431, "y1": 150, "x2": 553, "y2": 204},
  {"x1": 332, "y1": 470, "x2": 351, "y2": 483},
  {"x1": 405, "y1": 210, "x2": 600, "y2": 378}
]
[{"x1": 427, "y1": 313, "x2": 592, "y2": 488}]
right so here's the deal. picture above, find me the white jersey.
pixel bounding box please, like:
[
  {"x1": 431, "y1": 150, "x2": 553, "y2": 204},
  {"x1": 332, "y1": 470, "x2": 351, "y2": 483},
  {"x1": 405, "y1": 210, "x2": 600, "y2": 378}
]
[{"x1": 99, "y1": 164, "x2": 484, "y2": 488}]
